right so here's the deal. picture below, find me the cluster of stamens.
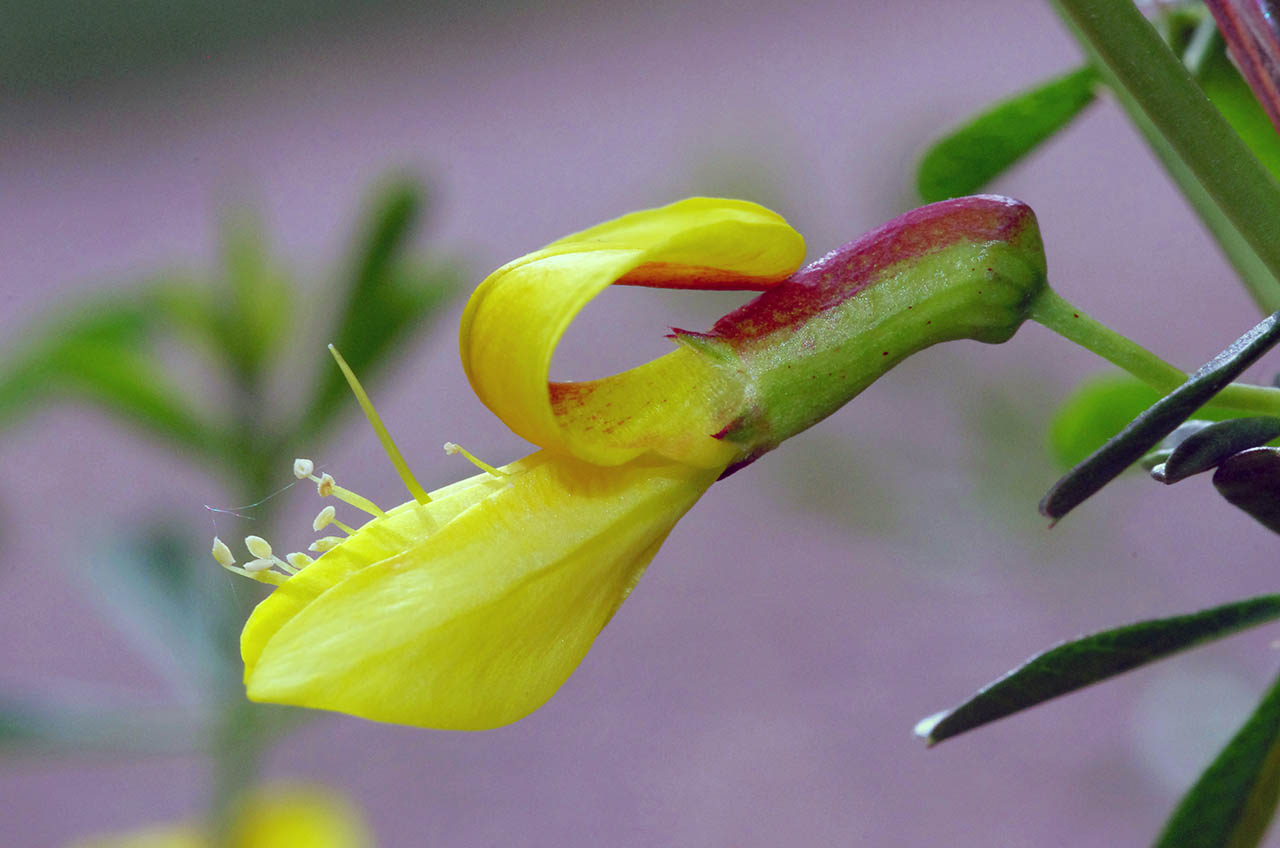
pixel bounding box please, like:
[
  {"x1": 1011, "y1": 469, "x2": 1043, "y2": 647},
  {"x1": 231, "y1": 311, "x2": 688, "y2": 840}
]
[
  {"x1": 211, "y1": 458, "x2": 387, "y2": 585},
  {"x1": 211, "y1": 344, "x2": 512, "y2": 587}
]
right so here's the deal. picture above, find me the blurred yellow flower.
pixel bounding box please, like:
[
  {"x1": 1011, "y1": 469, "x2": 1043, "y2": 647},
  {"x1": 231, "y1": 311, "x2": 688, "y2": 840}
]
[
  {"x1": 221, "y1": 198, "x2": 805, "y2": 729},
  {"x1": 67, "y1": 784, "x2": 373, "y2": 848}
]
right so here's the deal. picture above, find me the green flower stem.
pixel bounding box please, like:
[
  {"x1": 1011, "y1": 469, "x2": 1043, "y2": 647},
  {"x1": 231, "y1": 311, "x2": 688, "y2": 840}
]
[
  {"x1": 1031, "y1": 287, "x2": 1280, "y2": 413},
  {"x1": 1050, "y1": 0, "x2": 1280, "y2": 313}
]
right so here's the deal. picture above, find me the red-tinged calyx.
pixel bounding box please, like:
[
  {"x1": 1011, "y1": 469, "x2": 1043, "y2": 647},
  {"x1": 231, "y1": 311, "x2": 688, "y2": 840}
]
[{"x1": 675, "y1": 195, "x2": 1049, "y2": 474}]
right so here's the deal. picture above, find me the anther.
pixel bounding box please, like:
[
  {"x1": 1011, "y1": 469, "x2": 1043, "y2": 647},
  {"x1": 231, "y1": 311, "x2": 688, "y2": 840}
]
[
  {"x1": 291, "y1": 459, "x2": 387, "y2": 518},
  {"x1": 245, "y1": 535, "x2": 273, "y2": 560},
  {"x1": 286, "y1": 552, "x2": 314, "y2": 569},
  {"x1": 309, "y1": 536, "x2": 345, "y2": 553},
  {"x1": 444, "y1": 442, "x2": 512, "y2": 477},
  {"x1": 243, "y1": 535, "x2": 299, "y2": 574},
  {"x1": 211, "y1": 537, "x2": 235, "y2": 568},
  {"x1": 313, "y1": 505, "x2": 358, "y2": 535},
  {"x1": 313, "y1": 505, "x2": 337, "y2": 532}
]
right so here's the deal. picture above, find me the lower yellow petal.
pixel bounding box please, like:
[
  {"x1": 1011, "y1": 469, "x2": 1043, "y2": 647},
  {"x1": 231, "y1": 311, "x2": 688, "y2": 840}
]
[{"x1": 244, "y1": 450, "x2": 720, "y2": 730}]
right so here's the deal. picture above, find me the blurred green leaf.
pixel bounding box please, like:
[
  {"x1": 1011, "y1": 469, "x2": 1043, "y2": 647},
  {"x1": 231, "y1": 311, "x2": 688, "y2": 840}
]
[
  {"x1": 917, "y1": 66, "x2": 1097, "y2": 202},
  {"x1": 916, "y1": 595, "x2": 1280, "y2": 746},
  {"x1": 1050, "y1": 374, "x2": 1164, "y2": 468},
  {"x1": 1041, "y1": 310, "x2": 1280, "y2": 520},
  {"x1": 300, "y1": 178, "x2": 458, "y2": 439},
  {"x1": 1154, "y1": 666, "x2": 1280, "y2": 848},
  {"x1": 1049, "y1": 373, "x2": 1238, "y2": 469},
  {"x1": 0, "y1": 690, "x2": 207, "y2": 755},
  {"x1": 70, "y1": 525, "x2": 239, "y2": 697},
  {"x1": 1214, "y1": 447, "x2": 1280, "y2": 534},
  {"x1": 0, "y1": 297, "x2": 217, "y2": 453},
  {"x1": 219, "y1": 209, "x2": 295, "y2": 380}
]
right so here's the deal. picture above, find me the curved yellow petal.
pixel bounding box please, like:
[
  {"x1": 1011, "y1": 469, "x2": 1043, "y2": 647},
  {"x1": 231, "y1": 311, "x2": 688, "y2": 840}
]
[
  {"x1": 243, "y1": 450, "x2": 718, "y2": 730},
  {"x1": 459, "y1": 197, "x2": 804, "y2": 467}
]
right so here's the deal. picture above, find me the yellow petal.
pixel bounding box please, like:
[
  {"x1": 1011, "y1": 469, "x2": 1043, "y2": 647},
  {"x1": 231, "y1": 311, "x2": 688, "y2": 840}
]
[
  {"x1": 65, "y1": 784, "x2": 372, "y2": 848},
  {"x1": 232, "y1": 785, "x2": 373, "y2": 848},
  {"x1": 243, "y1": 450, "x2": 719, "y2": 730},
  {"x1": 459, "y1": 197, "x2": 804, "y2": 467},
  {"x1": 241, "y1": 465, "x2": 513, "y2": 673}
]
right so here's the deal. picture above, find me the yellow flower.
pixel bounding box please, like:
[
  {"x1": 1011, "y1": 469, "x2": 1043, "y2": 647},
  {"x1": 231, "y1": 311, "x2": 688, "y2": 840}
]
[
  {"x1": 224, "y1": 198, "x2": 806, "y2": 730},
  {"x1": 67, "y1": 783, "x2": 373, "y2": 848}
]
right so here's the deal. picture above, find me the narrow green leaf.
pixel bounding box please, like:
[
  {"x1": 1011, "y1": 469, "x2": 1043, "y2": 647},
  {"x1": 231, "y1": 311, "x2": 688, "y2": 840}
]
[
  {"x1": 1050, "y1": 374, "x2": 1165, "y2": 468},
  {"x1": 300, "y1": 179, "x2": 458, "y2": 439},
  {"x1": 1214, "y1": 447, "x2": 1280, "y2": 534},
  {"x1": 1050, "y1": 0, "x2": 1280, "y2": 313},
  {"x1": 1154, "y1": 666, "x2": 1280, "y2": 848},
  {"x1": 219, "y1": 209, "x2": 295, "y2": 380},
  {"x1": 1142, "y1": 420, "x2": 1217, "y2": 470},
  {"x1": 1040, "y1": 309, "x2": 1280, "y2": 520},
  {"x1": 0, "y1": 299, "x2": 216, "y2": 453},
  {"x1": 1200, "y1": 40, "x2": 1280, "y2": 183},
  {"x1": 1155, "y1": 416, "x2": 1280, "y2": 483},
  {"x1": 915, "y1": 595, "x2": 1280, "y2": 746},
  {"x1": 0, "y1": 691, "x2": 207, "y2": 755},
  {"x1": 917, "y1": 66, "x2": 1097, "y2": 202}
]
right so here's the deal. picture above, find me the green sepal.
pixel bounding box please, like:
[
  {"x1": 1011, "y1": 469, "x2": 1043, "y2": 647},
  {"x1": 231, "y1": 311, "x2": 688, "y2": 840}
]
[{"x1": 693, "y1": 196, "x2": 1047, "y2": 469}]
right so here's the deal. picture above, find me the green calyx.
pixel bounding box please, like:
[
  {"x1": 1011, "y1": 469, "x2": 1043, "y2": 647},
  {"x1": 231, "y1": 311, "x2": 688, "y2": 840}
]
[{"x1": 677, "y1": 195, "x2": 1049, "y2": 473}]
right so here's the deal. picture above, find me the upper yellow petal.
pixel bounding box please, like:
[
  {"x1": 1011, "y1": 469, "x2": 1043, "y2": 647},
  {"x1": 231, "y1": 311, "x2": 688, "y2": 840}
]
[
  {"x1": 243, "y1": 450, "x2": 718, "y2": 730},
  {"x1": 459, "y1": 197, "x2": 804, "y2": 467}
]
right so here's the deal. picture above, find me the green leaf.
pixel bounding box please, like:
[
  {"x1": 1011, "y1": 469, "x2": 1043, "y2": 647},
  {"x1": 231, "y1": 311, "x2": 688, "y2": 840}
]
[
  {"x1": 1200, "y1": 39, "x2": 1280, "y2": 183},
  {"x1": 69, "y1": 525, "x2": 240, "y2": 697},
  {"x1": 1154, "y1": 666, "x2": 1280, "y2": 848},
  {"x1": 1048, "y1": 373, "x2": 1236, "y2": 468},
  {"x1": 1040, "y1": 309, "x2": 1280, "y2": 520},
  {"x1": 915, "y1": 594, "x2": 1280, "y2": 746},
  {"x1": 0, "y1": 297, "x2": 217, "y2": 453},
  {"x1": 219, "y1": 209, "x2": 295, "y2": 380},
  {"x1": 1213, "y1": 447, "x2": 1280, "y2": 534},
  {"x1": 300, "y1": 178, "x2": 458, "y2": 439},
  {"x1": 1155, "y1": 416, "x2": 1280, "y2": 483},
  {"x1": 916, "y1": 66, "x2": 1097, "y2": 202},
  {"x1": 0, "y1": 690, "x2": 207, "y2": 755}
]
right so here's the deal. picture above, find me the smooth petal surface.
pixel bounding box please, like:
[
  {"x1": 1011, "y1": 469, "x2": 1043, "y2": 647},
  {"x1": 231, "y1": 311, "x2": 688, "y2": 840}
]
[
  {"x1": 244, "y1": 450, "x2": 719, "y2": 729},
  {"x1": 459, "y1": 197, "x2": 804, "y2": 467}
]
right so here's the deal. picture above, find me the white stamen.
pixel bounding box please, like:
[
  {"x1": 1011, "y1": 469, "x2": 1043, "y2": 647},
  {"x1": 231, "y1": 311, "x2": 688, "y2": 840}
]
[
  {"x1": 316, "y1": 473, "x2": 336, "y2": 497},
  {"x1": 293, "y1": 458, "x2": 315, "y2": 479},
  {"x1": 313, "y1": 505, "x2": 337, "y2": 532},
  {"x1": 309, "y1": 536, "x2": 345, "y2": 553},
  {"x1": 286, "y1": 552, "x2": 314, "y2": 569},
  {"x1": 443, "y1": 441, "x2": 511, "y2": 477},
  {"x1": 244, "y1": 558, "x2": 274, "y2": 573},
  {"x1": 211, "y1": 537, "x2": 235, "y2": 567}
]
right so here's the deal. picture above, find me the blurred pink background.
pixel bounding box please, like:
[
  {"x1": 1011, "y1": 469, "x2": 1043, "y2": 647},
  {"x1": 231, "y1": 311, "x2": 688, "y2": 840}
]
[{"x1": 3, "y1": 0, "x2": 1279, "y2": 845}]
